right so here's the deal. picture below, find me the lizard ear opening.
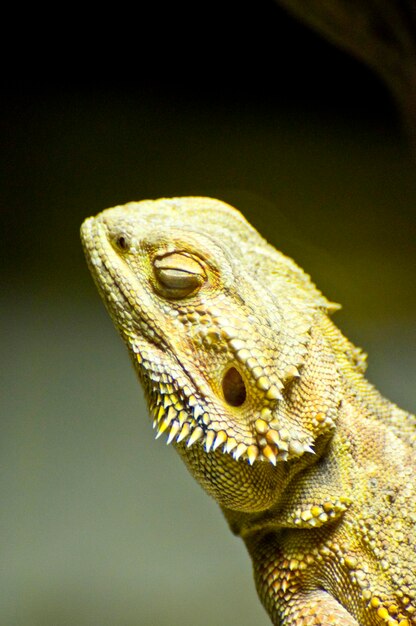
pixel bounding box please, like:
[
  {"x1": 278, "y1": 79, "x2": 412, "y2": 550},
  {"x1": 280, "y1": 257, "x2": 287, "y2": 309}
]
[{"x1": 222, "y1": 367, "x2": 247, "y2": 407}]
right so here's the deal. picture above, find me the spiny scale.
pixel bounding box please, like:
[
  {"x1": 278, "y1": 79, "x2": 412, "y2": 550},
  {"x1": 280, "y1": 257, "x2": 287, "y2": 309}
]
[
  {"x1": 233, "y1": 443, "x2": 247, "y2": 461},
  {"x1": 166, "y1": 420, "x2": 180, "y2": 444},
  {"x1": 213, "y1": 431, "x2": 227, "y2": 450},
  {"x1": 149, "y1": 359, "x2": 313, "y2": 465},
  {"x1": 177, "y1": 422, "x2": 191, "y2": 443},
  {"x1": 152, "y1": 398, "x2": 315, "y2": 465},
  {"x1": 187, "y1": 426, "x2": 204, "y2": 447},
  {"x1": 204, "y1": 430, "x2": 215, "y2": 452}
]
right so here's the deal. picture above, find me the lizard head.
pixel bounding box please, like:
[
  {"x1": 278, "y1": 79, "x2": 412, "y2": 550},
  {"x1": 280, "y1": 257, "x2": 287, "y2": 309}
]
[{"x1": 81, "y1": 197, "x2": 342, "y2": 467}]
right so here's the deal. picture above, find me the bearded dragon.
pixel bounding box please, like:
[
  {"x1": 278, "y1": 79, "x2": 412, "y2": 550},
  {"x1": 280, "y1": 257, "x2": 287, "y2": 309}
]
[{"x1": 81, "y1": 197, "x2": 416, "y2": 626}]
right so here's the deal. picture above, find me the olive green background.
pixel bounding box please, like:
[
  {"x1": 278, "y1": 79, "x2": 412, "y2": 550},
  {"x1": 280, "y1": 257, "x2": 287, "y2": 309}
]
[{"x1": 2, "y1": 2, "x2": 415, "y2": 625}]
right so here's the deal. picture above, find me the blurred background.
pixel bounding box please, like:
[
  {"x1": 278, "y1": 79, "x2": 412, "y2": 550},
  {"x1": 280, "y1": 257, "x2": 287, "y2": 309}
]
[{"x1": 2, "y1": 1, "x2": 415, "y2": 625}]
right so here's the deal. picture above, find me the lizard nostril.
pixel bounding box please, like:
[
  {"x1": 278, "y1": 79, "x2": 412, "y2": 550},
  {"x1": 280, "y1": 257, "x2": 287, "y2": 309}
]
[
  {"x1": 114, "y1": 234, "x2": 130, "y2": 252},
  {"x1": 222, "y1": 367, "x2": 246, "y2": 407}
]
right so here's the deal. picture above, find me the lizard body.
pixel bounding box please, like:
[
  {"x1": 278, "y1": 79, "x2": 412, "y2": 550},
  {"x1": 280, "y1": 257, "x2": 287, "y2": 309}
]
[{"x1": 81, "y1": 197, "x2": 416, "y2": 626}]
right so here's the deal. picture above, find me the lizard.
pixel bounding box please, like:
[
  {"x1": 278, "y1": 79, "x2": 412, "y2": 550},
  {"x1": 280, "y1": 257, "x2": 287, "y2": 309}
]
[{"x1": 81, "y1": 196, "x2": 416, "y2": 626}]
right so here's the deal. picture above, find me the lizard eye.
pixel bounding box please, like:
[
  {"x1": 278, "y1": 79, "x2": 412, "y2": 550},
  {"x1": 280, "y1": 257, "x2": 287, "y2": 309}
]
[{"x1": 153, "y1": 252, "x2": 206, "y2": 298}]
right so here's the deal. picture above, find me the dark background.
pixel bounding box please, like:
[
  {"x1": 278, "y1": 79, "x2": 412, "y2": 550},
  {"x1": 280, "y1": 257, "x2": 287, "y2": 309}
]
[{"x1": 2, "y1": 2, "x2": 415, "y2": 625}]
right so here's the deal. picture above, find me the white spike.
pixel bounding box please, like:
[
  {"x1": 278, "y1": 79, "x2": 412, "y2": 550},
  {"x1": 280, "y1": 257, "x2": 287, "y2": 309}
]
[
  {"x1": 247, "y1": 445, "x2": 259, "y2": 465},
  {"x1": 213, "y1": 431, "x2": 227, "y2": 451},
  {"x1": 176, "y1": 422, "x2": 191, "y2": 443},
  {"x1": 204, "y1": 430, "x2": 215, "y2": 453},
  {"x1": 166, "y1": 421, "x2": 180, "y2": 445},
  {"x1": 233, "y1": 443, "x2": 247, "y2": 461},
  {"x1": 156, "y1": 405, "x2": 165, "y2": 422},
  {"x1": 156, "y1": 415, "x2": 173, "y2": 439},
  {"x1": 193, "y1": 405, "x2": 204, "y2": 420},
  {"x1": 225, "y1": 438, "x2": 237, "y2": 453},
  {"x1": 304, "y1": 444, "x2": 315, "y2": 455},
  {"x1": 187, "y1": 427, "x2": 204, "y2": 448},
  {"x1": 266, "y1": 386, "x2": 283, "y2": 401},
  {"x1": 155, "y1": 427, "x2": 165, "y2": 440},
  {"x1": 166, "y1": 406, "x2": 178, "y2": 422},
  {"x1": 289, "y1": 439, "x2": 306, "y2": 457},
  {"x1": 263, "y1": 445, "x2": 277, "y2": 465}
]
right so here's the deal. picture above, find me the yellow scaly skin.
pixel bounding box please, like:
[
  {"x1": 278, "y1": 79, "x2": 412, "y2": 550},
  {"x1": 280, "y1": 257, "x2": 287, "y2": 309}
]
[{"x1": 81, "y1": 197, "x2": 416, "y2": 626}]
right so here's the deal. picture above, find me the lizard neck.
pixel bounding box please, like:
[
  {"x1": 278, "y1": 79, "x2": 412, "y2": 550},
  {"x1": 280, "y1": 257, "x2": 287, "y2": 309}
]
[{"x1": 222, "y1": 425, "x2": 353, "y2": 538}]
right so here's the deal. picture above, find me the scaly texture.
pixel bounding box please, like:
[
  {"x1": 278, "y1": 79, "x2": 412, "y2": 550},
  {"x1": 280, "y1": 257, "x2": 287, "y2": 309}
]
[{"x1": 81, "y1": 197, "x2": 416, "y2": 626}]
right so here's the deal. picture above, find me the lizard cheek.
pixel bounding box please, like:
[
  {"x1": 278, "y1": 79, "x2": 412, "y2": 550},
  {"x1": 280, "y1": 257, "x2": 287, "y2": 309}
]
[{"x1": 222, "y1": 366, "x2": 247, "y2": 407}]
